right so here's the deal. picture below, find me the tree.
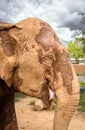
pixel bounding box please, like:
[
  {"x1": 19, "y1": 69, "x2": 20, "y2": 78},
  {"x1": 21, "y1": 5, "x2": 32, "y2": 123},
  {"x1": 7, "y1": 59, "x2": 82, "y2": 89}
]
[
  {"x1": 75, "y1": 37, "x2": 85, "y2": 53},
  {"x1": 67, "y1": 40, "x2": 84, "y2": 64},
  {"x1": 72, "y1": 32, "x2": 85, "y2": 54},
  {"x1": 69, "y1": 12, "x2": 85, "y2": 62}
]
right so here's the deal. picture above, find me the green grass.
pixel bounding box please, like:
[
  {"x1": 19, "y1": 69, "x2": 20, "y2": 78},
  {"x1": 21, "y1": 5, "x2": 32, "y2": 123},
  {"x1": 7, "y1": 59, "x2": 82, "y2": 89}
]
[
  {"x1": 15, "y1": 92, "x2": 27, "y2": 98},
  {"x1": 77, "y1": 73, "x2": 84, "y2": 76},
  {"x1": 78, "y1": 92, "x2": 85, "y2": 112},
  {"x1": 15, "y1": 92, "x2": 27, "y2": 102}
]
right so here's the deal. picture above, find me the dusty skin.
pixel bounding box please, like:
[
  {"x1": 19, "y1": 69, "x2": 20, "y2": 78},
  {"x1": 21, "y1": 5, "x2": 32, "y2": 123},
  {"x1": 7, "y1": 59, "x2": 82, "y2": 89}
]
[
  {"x1": 0, "y1": 18, "x2": 80, "y2": 130},
  {"x1": 16, "y1": 97, "x2": 85, "y2": 130}
]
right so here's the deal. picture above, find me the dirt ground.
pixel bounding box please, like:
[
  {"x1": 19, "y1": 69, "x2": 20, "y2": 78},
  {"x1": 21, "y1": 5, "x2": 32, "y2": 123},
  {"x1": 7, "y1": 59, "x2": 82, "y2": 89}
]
[{"x1": 15, "y1": 97, "x2": 85, "y2": 130}]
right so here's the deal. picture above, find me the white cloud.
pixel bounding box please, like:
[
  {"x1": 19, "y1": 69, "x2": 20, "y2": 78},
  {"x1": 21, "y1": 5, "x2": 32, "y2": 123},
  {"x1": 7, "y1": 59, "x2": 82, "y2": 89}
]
[
  {"x1": 0, "y1": 0, "x2": 85, "y2": 42},
  {"x1": 56, "y1": 27, "x2": 74, "y2": 41}
]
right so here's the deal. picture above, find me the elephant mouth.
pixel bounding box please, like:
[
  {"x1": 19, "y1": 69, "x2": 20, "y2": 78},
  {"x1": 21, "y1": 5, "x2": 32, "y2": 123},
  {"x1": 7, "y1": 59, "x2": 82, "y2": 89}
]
[{"x1": 41, "y1": 79, "x2": 54, "y2": 109}]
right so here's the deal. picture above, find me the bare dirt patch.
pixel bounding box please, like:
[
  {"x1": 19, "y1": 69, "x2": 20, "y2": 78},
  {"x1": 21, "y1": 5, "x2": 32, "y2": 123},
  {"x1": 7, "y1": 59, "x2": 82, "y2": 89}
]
[{"x1": 15, "y1": 97, "x2": 85, "y2": 130}]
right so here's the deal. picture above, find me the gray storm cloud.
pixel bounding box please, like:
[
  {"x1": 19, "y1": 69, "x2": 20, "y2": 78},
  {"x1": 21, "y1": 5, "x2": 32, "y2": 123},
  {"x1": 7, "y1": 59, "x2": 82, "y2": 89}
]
[
  {"x1": 0, "y1": 0, "x2": 85, "y2": 31},
  {"x1": 0, "y1": 0, "x2": 85, "y2": 42}
]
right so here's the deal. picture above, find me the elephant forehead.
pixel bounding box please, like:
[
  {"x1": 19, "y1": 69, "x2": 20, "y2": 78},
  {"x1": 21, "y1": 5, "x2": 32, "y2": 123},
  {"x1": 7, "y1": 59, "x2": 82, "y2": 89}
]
[
  {"x1": 13, "y1": 52, "x2": 45, "y2": 97},
  {"x1": 35, "y1": 21, "x2": 55, "y2": 51}
]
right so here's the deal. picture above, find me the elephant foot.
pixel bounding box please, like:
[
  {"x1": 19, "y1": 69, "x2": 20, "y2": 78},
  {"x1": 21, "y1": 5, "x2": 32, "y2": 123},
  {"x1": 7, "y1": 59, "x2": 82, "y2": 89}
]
[
  {"x1": 0, "y1": 94, "x2": 18, "y2": 130},
  {"x1": 34, "y1": 99, "x2": 47, "y2": 111}
]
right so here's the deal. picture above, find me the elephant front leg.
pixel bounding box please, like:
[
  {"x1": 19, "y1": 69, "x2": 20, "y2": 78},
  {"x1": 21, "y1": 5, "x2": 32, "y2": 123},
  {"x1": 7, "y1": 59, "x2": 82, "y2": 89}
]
[{"x1": 0, "y1": 94, "x2": 18, "y2": 130}]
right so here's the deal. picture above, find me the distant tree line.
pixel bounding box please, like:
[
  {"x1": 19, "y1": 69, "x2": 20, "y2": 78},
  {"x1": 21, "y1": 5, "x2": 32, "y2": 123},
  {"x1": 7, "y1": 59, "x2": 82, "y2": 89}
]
[{"x1": 67, "y1": 12, "x2": 85, "y2": 64}]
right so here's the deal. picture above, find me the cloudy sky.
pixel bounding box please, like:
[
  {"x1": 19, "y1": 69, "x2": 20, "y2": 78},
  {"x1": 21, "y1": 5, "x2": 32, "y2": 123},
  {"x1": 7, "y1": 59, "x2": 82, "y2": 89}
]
[{"x1": 0, "y1": 0, "x2": 85, "y2": 43}]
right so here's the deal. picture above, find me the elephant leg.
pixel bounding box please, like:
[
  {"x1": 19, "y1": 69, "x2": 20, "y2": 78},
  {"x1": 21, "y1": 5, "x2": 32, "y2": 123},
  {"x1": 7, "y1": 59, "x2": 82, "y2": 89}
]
[{"x1": 0, "y1": 94, "x2": 18, "y2": 130}]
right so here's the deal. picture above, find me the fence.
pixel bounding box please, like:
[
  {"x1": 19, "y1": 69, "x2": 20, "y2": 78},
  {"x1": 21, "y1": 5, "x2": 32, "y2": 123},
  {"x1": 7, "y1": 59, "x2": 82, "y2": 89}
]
[
  {"x1": 74, "y1": 64, "x2": 85, "y2": 82},
  {"x1": 71, "y1": 58, "x2": 85, "y2": 64}
]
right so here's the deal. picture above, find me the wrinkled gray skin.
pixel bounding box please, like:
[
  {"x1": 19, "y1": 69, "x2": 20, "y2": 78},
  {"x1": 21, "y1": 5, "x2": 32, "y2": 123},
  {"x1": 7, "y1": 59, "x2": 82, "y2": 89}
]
[{"x1": 0, "y1": 18, "x2": 80, "y2": 130}]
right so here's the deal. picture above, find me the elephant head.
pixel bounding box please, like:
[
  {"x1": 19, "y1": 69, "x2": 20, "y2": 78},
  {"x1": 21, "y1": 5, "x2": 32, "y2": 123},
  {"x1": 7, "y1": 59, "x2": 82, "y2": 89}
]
[{"x1": 0, "y1": 18, "x2": 80, "y2": 130}]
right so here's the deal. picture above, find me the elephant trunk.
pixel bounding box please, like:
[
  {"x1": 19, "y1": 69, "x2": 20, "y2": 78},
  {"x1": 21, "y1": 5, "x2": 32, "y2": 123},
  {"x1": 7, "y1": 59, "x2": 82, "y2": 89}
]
[
  {"x1": 54, "y1": 95, "x2": 79, "y2": 130},
  {"x1": 53, "y1": 45, "x2": 80, "y2": 130}
]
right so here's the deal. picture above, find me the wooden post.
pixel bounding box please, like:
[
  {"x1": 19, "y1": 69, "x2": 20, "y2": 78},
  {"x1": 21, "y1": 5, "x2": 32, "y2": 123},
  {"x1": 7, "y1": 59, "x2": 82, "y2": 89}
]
[{"x1": 74, "y1": 64, "x2": 85, "y2": 73}]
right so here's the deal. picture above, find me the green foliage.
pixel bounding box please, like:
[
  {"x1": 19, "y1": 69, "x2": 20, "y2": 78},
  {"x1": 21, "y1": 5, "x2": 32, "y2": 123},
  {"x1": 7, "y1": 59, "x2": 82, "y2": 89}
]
[
  {"x1": 76, "y1": 37, "x2": 85, "y2": 53},
  {"x1": 67, "y1": 39, "x2": 85, "y2": 64},
  {"x1": 29, "y1": 100, "x2": 35, "y2": 105},
  {"x1": 15, "y1": 92, "x2": 27, "y2": 102},
  {"x1": 80, "y1": 82, "x2": 85, "y2": 87},
  {"x1": 78, "y1": 92, "x2": 85, "y2": 112},
  {"x1": 77, "y1": 73, "x2": 84, "y2": 76},
  {"x1": 74, "y1": 12, "x2": 85, "y2": 54}
]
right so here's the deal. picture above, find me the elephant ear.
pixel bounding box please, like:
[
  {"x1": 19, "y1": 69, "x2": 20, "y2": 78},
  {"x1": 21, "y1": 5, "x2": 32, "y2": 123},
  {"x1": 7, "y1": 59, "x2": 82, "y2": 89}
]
[
  {"x1": 0, "y1": 51, "x2": 16, "y2": 87},
  {"x1": 0, "y1": 22, "x2": 14, "y2": 30},
  {"x1": 0, "y1": 24, "x2": 17, "y2": 87},
  {"x1": 0, "y1": 22, "x2": 22, "y2": 30}
]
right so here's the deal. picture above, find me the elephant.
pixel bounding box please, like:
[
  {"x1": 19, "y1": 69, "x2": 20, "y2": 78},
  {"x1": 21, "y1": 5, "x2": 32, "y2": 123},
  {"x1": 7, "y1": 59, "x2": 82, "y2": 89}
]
[
  {"x1": 0, "y1": 18, "x2": 80, "y2": 130},
  {"x1": 34, "y1": 89, "x2": 55, "y2": 111}
]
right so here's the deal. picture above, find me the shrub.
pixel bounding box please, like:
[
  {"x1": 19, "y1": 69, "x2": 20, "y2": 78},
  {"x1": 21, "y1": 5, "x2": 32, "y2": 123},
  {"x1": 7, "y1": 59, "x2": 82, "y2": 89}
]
[
  {"x1": 80, "y1": 81, "x2": 85, "y2": 87},
  {"x1": 78, "y1": 92, "x2": 85, "y2": 112}
]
